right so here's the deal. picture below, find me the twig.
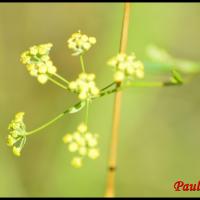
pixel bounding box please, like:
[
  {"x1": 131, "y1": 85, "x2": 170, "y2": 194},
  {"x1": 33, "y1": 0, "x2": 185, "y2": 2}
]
[{"x1": 105, "y1": 2, "x2": 131, "y2": 197}]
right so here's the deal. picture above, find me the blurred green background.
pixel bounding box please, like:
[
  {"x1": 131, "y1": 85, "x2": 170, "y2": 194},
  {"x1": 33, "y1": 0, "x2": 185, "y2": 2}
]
[{"x1": 0, "y1": 3, "x2": 200, "y2": 197}]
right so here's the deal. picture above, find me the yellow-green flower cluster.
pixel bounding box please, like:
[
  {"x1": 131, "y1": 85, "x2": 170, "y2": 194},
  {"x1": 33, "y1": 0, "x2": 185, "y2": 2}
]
[
  {"x1": 20, "y1": 43, "x2": 57, "y2": 84},
  {"x1": 108, "y1": 53, "x2": 144, "y2": 83},
  {"x1": 63, "y1": 123, "x2": 100, "y2": 168},
  {"x1": 7, "y1": 112, "x2": 27, "y2": 157},
  {"x1": 68, "y1": 73, "x2": 100, "y2": 100},
  {"x1": 67, "y1": 31, "x2": 96, "y2": 56}
]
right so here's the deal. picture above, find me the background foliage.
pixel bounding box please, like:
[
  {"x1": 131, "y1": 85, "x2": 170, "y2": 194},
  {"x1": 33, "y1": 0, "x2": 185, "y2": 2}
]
[{"x1": 0, "y1": 3, "x2": 200, "y2": 197}]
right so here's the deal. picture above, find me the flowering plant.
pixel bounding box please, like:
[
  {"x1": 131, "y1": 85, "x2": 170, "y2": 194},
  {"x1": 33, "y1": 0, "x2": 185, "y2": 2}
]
[
  {"x1": 7, "y1": 30, "x2": 186, "y2": 165},
  {"x1": 6, "y1": 4, "x2": 200, "y2": 197}
]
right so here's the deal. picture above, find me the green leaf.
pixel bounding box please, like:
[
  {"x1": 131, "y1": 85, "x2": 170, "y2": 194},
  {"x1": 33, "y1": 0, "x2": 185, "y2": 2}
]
[
  {"x1": 171, "y1": 69, "x2": 183, "y2": 84},
  {"x1": 146, "y1": 44, "x2": 173, "y2": 64},
  {"x1": 67, "y1": 101, "x2": 86, "y2": 114},
  {"x1": 175, "y1": 59, "x2": 200, "y2": 74},
  {"x1": 146, "y1": 44, "x2": 200, "y2": 75}
]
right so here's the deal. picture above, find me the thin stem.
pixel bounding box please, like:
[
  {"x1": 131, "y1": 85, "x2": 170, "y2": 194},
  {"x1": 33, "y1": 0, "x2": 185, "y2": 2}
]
[
  {"x1": 80, "y1": 55, "x2": 86, "y2": 73},
  {"x1": 125, "y1": 81, "x2": 182, "y2": 88},
  {"x1": 26, "y1": 101, "x2": 85, "y2": 136},
  {"x1": 26, "y1": 112, "x2": 65, "y2": 136},
  {"x1": 105, "y1": 3, "x2": 131, "y2": 198},
  {"x1": 48, "y1": 76, "x2": 68, "y2": 90},
  {"x1": 99, "y1": 81, "x2": 181, "y2": 99},
  {"x1": 53, "y1": 73, "x2": 70, "y2": 84},
  {"x1": 125, "y1": 81, "x2": 164, "y2": 88},
  {"x1": 100, "y1": 82, "x2": 116, "y2": 92},
  {"x1": 24, "y1": 79, "x2": 181, "y2": 137},
  {"x1": 99, "y1": 80, "x2": 178, "y2": 98},
  {"x1": 99, "y1": 87, "x2": 119, "y2": 98},
  {"x1": 24, "y1": 83, "x2": 118, "y2": 137}
]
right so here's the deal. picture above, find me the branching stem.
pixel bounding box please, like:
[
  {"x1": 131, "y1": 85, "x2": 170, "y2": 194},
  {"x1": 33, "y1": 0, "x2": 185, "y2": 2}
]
[
  {"x1": 25, "y1": 78, "x2": 181, "y2": 137},
  {"x1": 53, "y1": 73, "x2": 70, "y2": 85},
  {"x1": 48, "y1": 76, "x2": 68, "y2": 90}
]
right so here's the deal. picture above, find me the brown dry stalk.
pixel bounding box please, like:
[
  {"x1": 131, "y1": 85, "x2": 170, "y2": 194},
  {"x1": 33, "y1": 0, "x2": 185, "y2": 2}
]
[{"x1": 105, "y1": 2, "x2": 131, "y2": 198}]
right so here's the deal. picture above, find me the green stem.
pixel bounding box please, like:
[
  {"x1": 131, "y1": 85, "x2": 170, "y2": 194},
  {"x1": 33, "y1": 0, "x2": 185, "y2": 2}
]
[
  {"x1": 124, "y1": 80, "x2": 182, "y2": 88},
  {"x1": 24, "y1": 79, "x2": 182, "y2": 137},
  {"x1": 80, "y1": 55, "x2": 86, "y2": 73},
  {"x1": 99, "y1": 88, "x2": 119, "y2": 98},
  {"x1": 125, "y1": 81, "x2": 164, "y2": 88},
  {"x1": 26, "y1": 101, "x2": 85, "y2": 136},
  {"x1": 100, "y1": 82, "x2": 116, "y2": 92},
  {"x1": 53, "y1": 73, "x2": 70, "y2": 85},
  {"x1": 48, "y1": 76, "x2": 68, "y2": 90},
  {"x1": 19, "y1": 137, "x2": 26, "y2": 149},
  {"x1": 26, "y1": 113, "x2": 65, "y2": 136},
  {"x1": 98, "y1": 80, "x2": 182, "y2": 98}
]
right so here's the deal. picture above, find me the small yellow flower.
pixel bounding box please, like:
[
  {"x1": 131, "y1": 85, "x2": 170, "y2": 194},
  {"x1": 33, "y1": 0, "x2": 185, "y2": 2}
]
[
  {"x1": 73, "y1": 132, "x2": 83, "y2": 143},
  {"x1": 126, "y1": 65, "x2": 135, "y2": 75},
  {"x1": 114, "y1": 71, "x2": 125, "y2": 82},
  {"x1": 13, "y1": 146, "x2": 21, "y2": 157},
  {"x1": 63, "y1": 134, "x2": 73, "y2": 144},
  {"x1": 30, "y1": 68, "x2": 38, "y2": 77},
  {"x1": 77, "y1": 123, "x2": 87, "y2": 133},
  {"x1": 88, "y1": 148, "x2": 99, "y2": 160},
  {"x1": 68, "y1": 142, "x2": 78, "y2": 152},
  {"x1": 85, "y1": 132, "x2": 93, "y2": 141},
  {"x1": 63, "y1": 123, "x2": 100, "y2": 168},
  {"x1": 20, "y1": 43, "x2": 57, "y2": 84},
  {"x1": 7, "y1": 112, "x2": 27, "y2": 156},
  {"x1": 30, "y1": 46, "x2": 38, "y2": 55},
  {"x1": 108, "y1": 53, "x2": 144, "y2": 83},
  {"x1": 68, "y1": 73, "x2": 100, "y2": 100},
  {"x1": 88, "y1": 138, "x2": 98, "y2": 148},
  {"x1": 71, "y1": 157, "x2": 82, "y2": 168},
  {"x1": 67, "y1": 30, "x2": 96, "y2": 56},
  {"x1": 87, "y1": 73, "x2": 95, "y2": 81},
  {"x1": 7, "y1": 135, "x2": 15, "y2": 147},
  {"x1": 79, "y1": 147, "x2": 87, "y2": 156},
  {"x1": 41, "y1": 55, "x2": 50, "y2": 62},
  {"x1": 47, "y1": 65, "x2": 57, "y2": 74},
  {"x1": 38, "y1": 65, "x2": 47, "y2": 74},
  {"x1": 136, "y1": 68, "x2": 144, "y2": 79},
  {"x1": 88, "y1": 37, "x2": 96, "y2": 44},
  {"x1": 78, "y1": 92, "x2": 88, "y2": 100},
  {"x1": 15, "y1": 112, "x2": 25, "y2": 122},
  {"x1": 37, "y1": 74, "x2": 48, "y2": 84},
  {"x1": 90, "y1": 87, "x2": 99, "y2": 96},
  {"x1": 68, "y1": 81, "x2": 77, "y2": 90}
]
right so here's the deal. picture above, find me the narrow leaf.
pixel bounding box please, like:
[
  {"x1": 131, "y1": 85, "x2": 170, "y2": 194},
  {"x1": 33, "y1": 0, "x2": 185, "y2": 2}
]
[{"x1": 67, "y1": 101, "x2": 86, "y2": 114}]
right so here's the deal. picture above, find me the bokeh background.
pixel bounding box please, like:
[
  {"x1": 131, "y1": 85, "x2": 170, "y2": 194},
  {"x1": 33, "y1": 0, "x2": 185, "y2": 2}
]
[{"x1": 0, "y1": 3, "x2": 200, "y2": 197}]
